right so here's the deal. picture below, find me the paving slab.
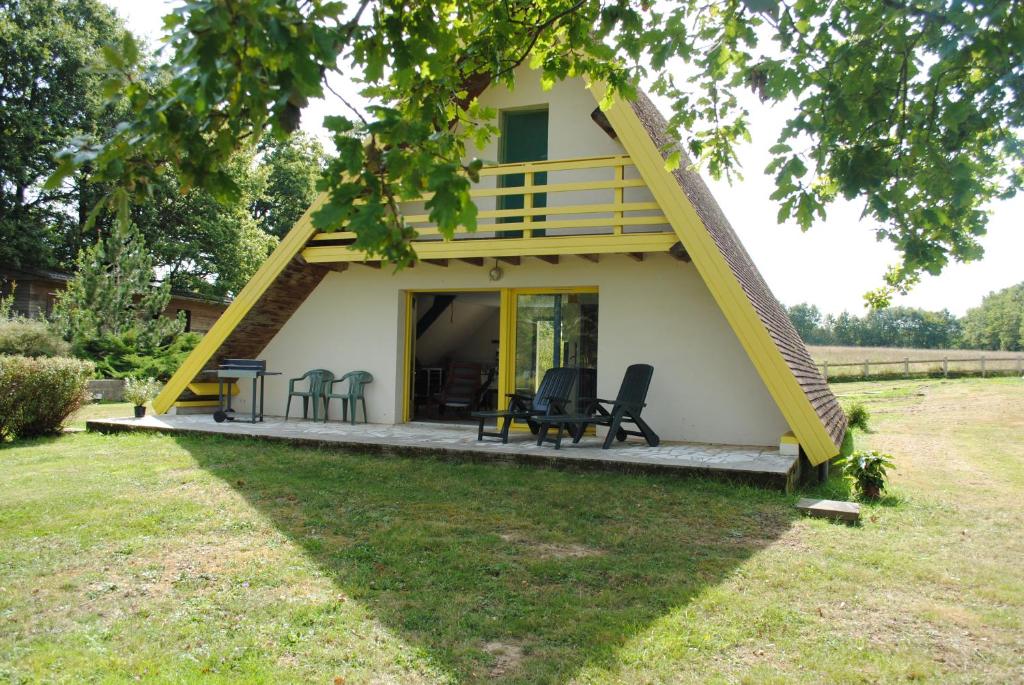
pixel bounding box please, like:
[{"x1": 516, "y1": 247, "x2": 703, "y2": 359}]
[
  {"x1": 796, "y1": 498, "x2": 861, "y2": 522},
  {"x1": 86, "y1": 414, "x2": 799, "y2": 489}
]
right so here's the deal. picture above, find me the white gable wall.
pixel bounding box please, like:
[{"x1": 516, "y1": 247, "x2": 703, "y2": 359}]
[
  {"x1": 232, "y1": 256, "x2": 789, "y2": 447},
  {"x1": 403, "y1": 67, "x2": 669, "y2": 239}
]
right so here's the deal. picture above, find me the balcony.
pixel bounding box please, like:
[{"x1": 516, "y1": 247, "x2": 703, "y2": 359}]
[{"x1": 301, "y1": 154, "x2": 686, "y2": 264}]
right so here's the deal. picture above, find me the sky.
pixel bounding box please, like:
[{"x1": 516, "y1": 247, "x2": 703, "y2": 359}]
[{"x1": 103, "y1": 0, "x2": 1022, "y2": 317}]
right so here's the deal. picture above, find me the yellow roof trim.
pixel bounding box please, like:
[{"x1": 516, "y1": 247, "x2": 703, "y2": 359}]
[
  {"x1": 152, "y1": 193, "x2": 327, "y2": 414},
  {"x1": 592, "y1": 84, "x2": 838, "y2": 465}
]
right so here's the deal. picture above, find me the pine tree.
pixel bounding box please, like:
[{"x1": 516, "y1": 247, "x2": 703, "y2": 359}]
[{"x1": 53, "y1": 222, "x2": 183, "y2": 351}]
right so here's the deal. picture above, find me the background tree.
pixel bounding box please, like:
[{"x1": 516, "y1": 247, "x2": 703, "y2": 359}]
[
  {"x1": 52, "y1": 221, "x2": 182, "y2": 347},
  {"x1": 131, "y1": 149, "x2": 278, "y2": 298},
  {"x1": 47, "y1": 0, "x2": 1024, "y2": 304},
  {"x1": 251, "y1": 132, "x2": 327, "y2": 239},
  {"x1": 960, "y1": 283, "x2": 1024, "y2": 351},
  {"x1": 788, "y1": 303, "x2": 962, "y2": 349},
  {"x1": 0, "y1": 0, "x2": 125, "y2": 269},
  {"x1": 784, "y1": 303, "x2": 832, "y2": 345}
]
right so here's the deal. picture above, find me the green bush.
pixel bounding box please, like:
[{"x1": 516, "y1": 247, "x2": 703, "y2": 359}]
[
  {"x1": 0, "y1": 318, "x2": 71, "y2": 357},
  {"x1": 844, "y1": 401, "x2": 871, "y2": 432},
  {"x1": 0, "y1": 356, "x2": 93, "y2": 440},
  {"x1": 74, "y1": 329, "x2": 201, "y2": 381}
]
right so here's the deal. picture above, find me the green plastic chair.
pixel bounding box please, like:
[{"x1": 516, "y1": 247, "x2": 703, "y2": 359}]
[
  {"x1": 284, "y1": 369, "x2": 335, "y2": 421},
  {"x1": 323, "y1": 371, "x2": 373, "y2": 424}
]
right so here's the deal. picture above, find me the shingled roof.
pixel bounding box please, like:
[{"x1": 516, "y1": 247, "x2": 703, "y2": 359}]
[{"x1": 627, "y1": 91, "x2": 847, "y2": 449}]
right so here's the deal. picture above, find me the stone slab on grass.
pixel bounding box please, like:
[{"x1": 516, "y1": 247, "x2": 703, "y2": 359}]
[{"x1": 796, "y1": 498, "x2": 860, "y2": 522}]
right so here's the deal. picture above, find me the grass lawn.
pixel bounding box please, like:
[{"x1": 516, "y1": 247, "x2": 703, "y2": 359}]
[
  {"x1": 68, "y1": 401, "x2": 135, "y2": 429},
  {"x1": 2, "y1": 379, "x2": 1022, "y2": 683}
]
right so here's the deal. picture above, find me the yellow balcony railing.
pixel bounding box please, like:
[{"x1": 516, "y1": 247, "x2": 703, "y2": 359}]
[{"x1": 303, "y1": 154, "x2": 678, "y2": 262}]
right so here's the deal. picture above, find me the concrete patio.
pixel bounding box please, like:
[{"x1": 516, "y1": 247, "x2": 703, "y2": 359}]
[{"x1": 86, "y1": 414, "x2": 801, "y2": 490}]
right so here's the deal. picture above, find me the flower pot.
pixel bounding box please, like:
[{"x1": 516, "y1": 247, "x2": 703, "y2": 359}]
[
  {"x1": 134, "y1": 405, "x2": 146, "y2": 419},
  {"x1": 861, "y1": 482, "x2": 881, "y2": 500}
]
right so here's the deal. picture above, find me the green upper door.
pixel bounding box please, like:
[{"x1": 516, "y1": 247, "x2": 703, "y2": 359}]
[{"x1": 498, "y1": 109, "x2": 548, "y2": 238}]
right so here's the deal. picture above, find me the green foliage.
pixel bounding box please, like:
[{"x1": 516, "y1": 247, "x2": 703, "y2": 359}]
[
  {"x1": 132, "y1": 148, "x2": 278, "y2": 298},
  {"x1": 843, "y1": 402, "x2": 871, "y2": 433},
  {"x1": 787, "y1": 303, "x2": 962, "y2": 349},
  {"x1": 251, "y1": 132, "x2": 326, "y2": 239},
  {"x1": 77, "y1": 330, "x2": 200, "y2": 382},
  {"x1": 785, "y1": 303, "x2": 831, "y2": 345},
  {"x1": 123, "y1": 376, "x2": 162, "y2": 407},
  {"x1": 960, "y1": 282, "x2": 1024, "y2": 352},
  {"x1": 44, "y1": 0, "x2": 1023, "y2": 299},
  {"x1": 0, "y1": 355, "x2": 92, "y2": 440},
  {"x1": 836, "y1": 450, "x2": 896, "y2": 500},
  {"x1": 52, "y1": 222, "x2": 183, "y2": 351},
  {"x1": 0, "y1": 281, "x2": 13, "y2": 318},
  {"x1": 0, "y1": 318, "x2": 71, "y2": 358},
  {"x1": 0, "y1": 0, "x2": 126, "y2": 270}
]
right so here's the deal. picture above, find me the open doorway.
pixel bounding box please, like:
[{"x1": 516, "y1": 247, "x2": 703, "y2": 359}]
[{"x1": 410, "y1": 291, "x2": 500, "y2": 423}]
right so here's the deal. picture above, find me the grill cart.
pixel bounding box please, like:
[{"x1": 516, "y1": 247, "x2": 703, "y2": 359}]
[{"x1": 211, "y1": 359, "x2": 281, "y2": 423}]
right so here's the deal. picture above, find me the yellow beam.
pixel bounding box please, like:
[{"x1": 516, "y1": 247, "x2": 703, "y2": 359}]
[
  {"x1": 595, "y1": 84, "x2": 839, "y2": 464},
  {"x1": 477, "y1": 154, "x2": 631, "y2": 176},
  {"x1": 402, "y1": 201, "x2": 661, "y2": 224},
  {"x1": 302, "y1": 233, "x2": 678, "y2": 263},
  {"x1": 152, "y1": 193, "x2": 327, "y2": 414},
  {"x1": 187, "y1": 382, "x2": 238, "y2": 397},
  {"x1": 310, "y1": 215, "x2": 669, "y2": 243}
]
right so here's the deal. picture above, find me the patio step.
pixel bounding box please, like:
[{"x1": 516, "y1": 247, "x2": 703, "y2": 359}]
[{"x1": 795, "y1": 498, "x2": 860, "y2": 522}]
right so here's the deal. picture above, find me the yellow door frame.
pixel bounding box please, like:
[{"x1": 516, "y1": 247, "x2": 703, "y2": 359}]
[
  {"x1": 401, "y1": 286, "x2": 598, "y2": 425},
  {"x1": 402, "y1": 287, "x2": 503, "y2": 423}
]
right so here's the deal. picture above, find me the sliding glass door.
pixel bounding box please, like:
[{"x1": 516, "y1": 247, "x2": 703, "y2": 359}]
[{"x1": 513, "y1": 291, "x2": 598, "y2": 411}]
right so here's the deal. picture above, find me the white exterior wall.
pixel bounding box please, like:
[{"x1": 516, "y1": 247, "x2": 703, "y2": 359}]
[
  {"x1": 407, "y1": 67, "x2": 668, "y2": 239},
  {"x1": 234, "y1": 256, "x2": 789, "y2": 447}
]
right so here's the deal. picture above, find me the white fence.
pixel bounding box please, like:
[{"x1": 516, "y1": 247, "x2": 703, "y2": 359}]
[{"x1": 818, "y1": 355, "x2": 1024, "y2": 381}]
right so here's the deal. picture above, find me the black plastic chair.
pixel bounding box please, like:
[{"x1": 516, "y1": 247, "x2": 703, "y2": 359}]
[
  {"x1": 472, "y1": 367, "x2": 577, "y2": 443},
  {"x1": 535, "y1": 364, "x2": 660, "y2": 449},
  {"x1": 433, "y1": 361, "x2": 482, "y2": 417}
]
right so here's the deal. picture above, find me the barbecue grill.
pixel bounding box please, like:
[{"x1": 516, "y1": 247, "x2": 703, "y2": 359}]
[{"x1": 210, "y1": 359, "x2": 281, "y2": 423}]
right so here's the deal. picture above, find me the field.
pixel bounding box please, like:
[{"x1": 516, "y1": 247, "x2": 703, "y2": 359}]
[
  {"x1": 1, "y1": 378, "x2": 1023, "y2": 683},
  {"x1": 808, "y1": 345, "x2": 1024, "y2": 378}
]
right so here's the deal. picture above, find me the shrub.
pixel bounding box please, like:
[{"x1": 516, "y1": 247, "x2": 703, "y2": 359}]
[
  {"x1": 75, "y1": 329, "x2": 201, "y2": 381},
  {"x1": 0, "y1": 318, "x2": 71, "y2": 358},
  {"x1": 124, "y1": 377, "x2": 162, "y2": 407},
  {"x1": 0, "y1": 356, "x2": 93, "y2": 440},
  {"x1": 836, "y1": 449, "x2": 895, "y2": 500},
  {"x1": 844, "y1": 401, "x2": 871, "y2": 432}
]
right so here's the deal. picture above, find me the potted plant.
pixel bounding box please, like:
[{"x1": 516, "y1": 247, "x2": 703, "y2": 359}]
[
  {"x1": 836, "y1": 449, "x2": 895, "y2": 500},
  {"x1": 124, "y1": 377, "x2": 162, "y2": 418}
]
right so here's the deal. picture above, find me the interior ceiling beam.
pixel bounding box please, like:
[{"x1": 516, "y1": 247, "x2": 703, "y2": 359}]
[
  {"x1": 628, "y1": 253, "x2": 644, "y2": 262},
  {"x1": 535, "y1": 255, "x2": 559, "y2": 265},
  {"x1": 458, "y1": 257, "x2": 485, "y2": 266},
  {"x1": 497, "y1": 256, "x2": 521, "y2": 265},
  {"x1": 578, "y1": 254, "x2": 599, "y2": 263},
  {"x1": 423, "y1": 259, "x2": 449, "y2": 267}
]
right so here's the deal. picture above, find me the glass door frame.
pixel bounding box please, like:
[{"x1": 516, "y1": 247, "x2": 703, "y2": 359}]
[{"x1": 402, "y1": 286, "x2": 599, "y2": 424}]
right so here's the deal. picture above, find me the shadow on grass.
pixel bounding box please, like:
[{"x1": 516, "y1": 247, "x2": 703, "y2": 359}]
[{"x1": 179, "y1": 434, "x2": 797, "y2": 682}]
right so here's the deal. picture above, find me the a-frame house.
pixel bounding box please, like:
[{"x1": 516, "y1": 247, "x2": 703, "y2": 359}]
[{"x1": 153, "y1": 67, "x2": 847, "y2": 466}]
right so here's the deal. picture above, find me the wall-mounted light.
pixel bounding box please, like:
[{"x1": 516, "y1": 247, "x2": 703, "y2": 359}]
[{"x1": 488, "y1": 260, "x2": 503, "y2": 282}]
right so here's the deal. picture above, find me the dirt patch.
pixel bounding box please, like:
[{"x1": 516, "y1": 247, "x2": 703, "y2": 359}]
[
  {"x1": 499, "y1": 532, "x2": 604, "y2": 559},
  {"x1": 482, "y1": 640, "x2": 525, "y2": 678}
]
